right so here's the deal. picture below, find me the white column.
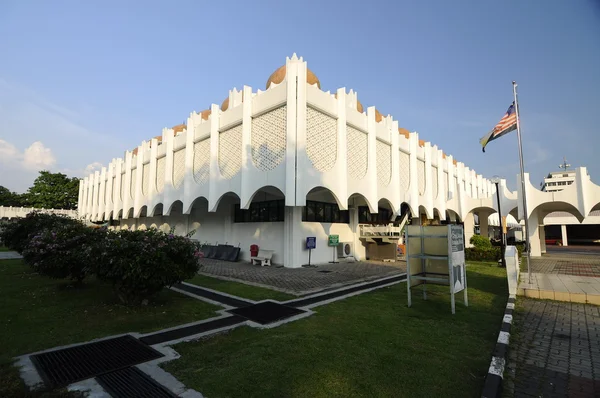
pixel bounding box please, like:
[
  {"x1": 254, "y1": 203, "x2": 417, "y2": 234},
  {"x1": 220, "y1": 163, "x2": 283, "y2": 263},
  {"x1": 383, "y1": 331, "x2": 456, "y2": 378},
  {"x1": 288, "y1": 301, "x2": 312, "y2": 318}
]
[
  {"x1": 561, "y1": 224, "x2": 568, "y2": 246},
  {"x1": 464, "y1": 211, "x2": 475, "y2": 247},
  {"x1": 527, "y1": 211, "x2": 542, "y2": 257},
  {"x1": 540, "y1": 224, "x2": 547, "y2": 254},
  {"x1": 283, "y1": 206, "x2": 304, "y2": 268},
  {"x1": 479, "y1": 211, "x2": 490, "y2": 238}
]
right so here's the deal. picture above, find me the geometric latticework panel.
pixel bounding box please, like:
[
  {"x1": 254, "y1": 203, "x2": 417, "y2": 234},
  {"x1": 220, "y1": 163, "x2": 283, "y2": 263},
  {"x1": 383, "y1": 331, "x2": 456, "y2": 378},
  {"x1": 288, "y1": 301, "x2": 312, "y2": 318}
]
[
  {"x1": 306, "y1": 107, "x2": 337, "y2": 172},
  {"x1": 142, "y1": 164, "x2": 150, "y2": 196},
  {"x1": 443, "y1": 172, "x2": 449, "y2": 201},
  {"x1": 399, "y1": 151, "x2": 410, "y2": 193},
  {"x1": 111, "y1": 177, "x2": 116, "y2": 204},
  {"x1": 252, "y1": 106, "x2": 286, "y2": 172},
  {"x1": 376, "y1": 140, "x2": 391, "y2": 186},
  {"x1": 156, "y1": 157, "x2": 166, "y2": 193},
  {"x1": 130, "y1": 169, "x2": 137, "y2": 200},
  {"x1": 417, "y1": 160, "x2": 426, "y2": 195},
  {"x1": 104, "y1": 180, "x2": 108, "y2": 205},
  {"x1": 432, "y1": 167, "x2": 438, "y2": 199},
  {"x1": 120, "y1": 173, "x2": 125, "y2": 201},
  {"x1": 219, "y1": 124, "x2": 242, "y2": 180},
  {"x1": 193, "y1": 139, "x2": 210, "y2": 185},
  {"x1": 347, "y1": 125, "x2": 368, "y2": 180},
  {"x1": 173, "y1": 149, "x2": 185, "y2": 189}
]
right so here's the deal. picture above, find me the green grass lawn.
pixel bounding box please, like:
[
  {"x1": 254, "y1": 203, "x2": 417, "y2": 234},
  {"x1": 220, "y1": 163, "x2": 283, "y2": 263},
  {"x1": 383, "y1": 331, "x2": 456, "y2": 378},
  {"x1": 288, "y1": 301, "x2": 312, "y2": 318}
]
[
  {"x1": 187, "y1": 274, "x2": 295, "y2": 302},
  {"x1": 0, "y1": 246, "x2": 10, "y2": 251},
  {"x1": 164, "y1": 262, "x2": 508, "y2": 398},
  {"x1": 0, "y1": 259, "x2": 220, "y2": 397}
]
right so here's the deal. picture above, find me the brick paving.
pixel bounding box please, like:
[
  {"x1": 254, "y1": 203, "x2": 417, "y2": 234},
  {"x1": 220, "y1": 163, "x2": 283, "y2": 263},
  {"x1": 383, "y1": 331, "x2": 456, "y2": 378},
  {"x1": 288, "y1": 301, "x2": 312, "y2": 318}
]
[
  {"x1": 504, "y1": 298, "x2": 600, "y2": 397},
  {"x1": 198, "y1": 258, "x2": 406, "y2": 295},
  {"x1": 528, "y1": 255, "x2": 600, "y2": 278}
]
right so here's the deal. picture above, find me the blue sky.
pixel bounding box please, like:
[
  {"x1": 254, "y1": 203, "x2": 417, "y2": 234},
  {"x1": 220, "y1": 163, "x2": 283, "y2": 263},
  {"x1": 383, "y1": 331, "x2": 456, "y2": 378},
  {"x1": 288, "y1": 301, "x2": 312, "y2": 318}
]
[{"x1": 0, "y1": 0, "x2": 598, "y2": 193}]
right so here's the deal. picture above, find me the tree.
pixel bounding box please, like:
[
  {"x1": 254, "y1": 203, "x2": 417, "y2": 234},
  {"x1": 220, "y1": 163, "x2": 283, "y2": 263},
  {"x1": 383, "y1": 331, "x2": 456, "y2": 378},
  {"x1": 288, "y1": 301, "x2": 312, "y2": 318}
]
[
  {"x1": 0, "y1": 186, "x2": 24, "y2": 207},
  {"x1": 24, "y1": 171, "x2": 81, "y2": 210}
]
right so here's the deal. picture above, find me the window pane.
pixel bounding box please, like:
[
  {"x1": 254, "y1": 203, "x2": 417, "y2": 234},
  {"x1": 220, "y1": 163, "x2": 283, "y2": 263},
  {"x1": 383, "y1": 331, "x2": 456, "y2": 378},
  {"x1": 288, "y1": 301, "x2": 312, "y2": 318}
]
[
  {"x1": 332, "y1": 206, "x2": 340, "y2": 223},
  {"x1": 315, "y1": 202, "x2": 324, "y2": 222},
  {"x1": 278, "y1": 202, "x2": 285, "y2": 221},
  {"x1": 306, "y1": 201, "x2": 315, "y2": 222},
  {"x1": 341, "y1": 210, "x2": 349, "y2": 223},
  {"x1": 324, "y1": 204, "x2": 332, "y2": 223}
]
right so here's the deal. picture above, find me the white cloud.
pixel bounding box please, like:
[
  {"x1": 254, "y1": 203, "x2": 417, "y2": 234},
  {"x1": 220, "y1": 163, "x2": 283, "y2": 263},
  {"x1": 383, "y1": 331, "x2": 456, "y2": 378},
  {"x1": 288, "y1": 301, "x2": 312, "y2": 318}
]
[
  {"x1": 84, "y1": 162, "x2": 103, "y2": 175},
  {"x1": 22, "y1": 141, "x2": 56, "y2": 170},
  {"x1": 0, "y1": 139, "x2": 56, "y2": 171}
]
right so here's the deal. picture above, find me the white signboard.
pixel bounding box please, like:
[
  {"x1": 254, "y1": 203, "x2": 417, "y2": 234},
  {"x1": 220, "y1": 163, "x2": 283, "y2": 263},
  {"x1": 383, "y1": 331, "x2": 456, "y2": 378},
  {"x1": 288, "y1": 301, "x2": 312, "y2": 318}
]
[{"x1": 449, "y1": 224, "x2": 465, "y2": 294}]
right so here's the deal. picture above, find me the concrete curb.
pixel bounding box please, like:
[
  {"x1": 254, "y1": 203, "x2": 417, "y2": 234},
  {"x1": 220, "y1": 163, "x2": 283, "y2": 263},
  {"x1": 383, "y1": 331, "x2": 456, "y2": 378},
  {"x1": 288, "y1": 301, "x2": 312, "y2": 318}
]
[{"x1": 481, "y1": 294, "x2": 515, "y2": 398}]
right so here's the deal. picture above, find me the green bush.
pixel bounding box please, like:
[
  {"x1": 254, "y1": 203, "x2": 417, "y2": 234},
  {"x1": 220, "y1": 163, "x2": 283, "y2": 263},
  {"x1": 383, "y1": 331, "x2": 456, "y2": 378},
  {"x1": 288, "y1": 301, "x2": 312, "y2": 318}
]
[
  {"x1": 469, "y1": 235, "x2": 492, "y2": 249},
  {"x1": 465, "y1": 247, "x2": 501, "y2": 262},
  {"x1": 21, "y1": 223, "x2": 103, "y2": 283},
  {"x1": 95, "y1": 228, "x2": 202, "y2": 305},
  {"x1": 0, "y1": 212, "x2": 80, "y2": 253}
]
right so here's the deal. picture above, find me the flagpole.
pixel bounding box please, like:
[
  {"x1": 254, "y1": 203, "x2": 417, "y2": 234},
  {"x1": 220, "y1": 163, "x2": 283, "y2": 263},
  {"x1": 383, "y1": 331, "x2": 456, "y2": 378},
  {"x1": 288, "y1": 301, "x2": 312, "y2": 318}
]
[{"x1": 512, "y1": 81, "x2": 532, "y2": 283}]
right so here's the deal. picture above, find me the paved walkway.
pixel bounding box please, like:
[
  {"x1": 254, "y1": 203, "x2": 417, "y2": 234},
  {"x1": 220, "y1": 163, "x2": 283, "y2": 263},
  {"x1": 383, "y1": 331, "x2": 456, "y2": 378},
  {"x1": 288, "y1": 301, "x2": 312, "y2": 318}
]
[
  {"x1": 519, "y1": 251, "x2": 600, "y2": 304},
  {"x1": 505, "y1": 298, "x2": 600, "y2": 397},
  {"x1": 0, "y1": 251, "x2": 23, "y2": 260},
  {"x1": 199, "y1": 258, "x2": 406, "y2": 295}
]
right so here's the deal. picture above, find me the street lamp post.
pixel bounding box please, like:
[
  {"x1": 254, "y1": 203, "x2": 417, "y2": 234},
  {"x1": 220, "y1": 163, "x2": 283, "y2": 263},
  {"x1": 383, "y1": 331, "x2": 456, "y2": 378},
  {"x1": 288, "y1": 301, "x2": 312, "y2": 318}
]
[{"x1": 492, "y1": 176, "x2": 506, "y2": 267}]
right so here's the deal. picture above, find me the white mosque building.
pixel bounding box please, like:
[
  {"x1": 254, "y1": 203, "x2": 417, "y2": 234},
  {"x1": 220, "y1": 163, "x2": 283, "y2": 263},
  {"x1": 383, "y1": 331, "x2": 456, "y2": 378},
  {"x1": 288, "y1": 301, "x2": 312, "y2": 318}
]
[{"x1": 81, "y1": 55, "x2": 598, "y2": 267}]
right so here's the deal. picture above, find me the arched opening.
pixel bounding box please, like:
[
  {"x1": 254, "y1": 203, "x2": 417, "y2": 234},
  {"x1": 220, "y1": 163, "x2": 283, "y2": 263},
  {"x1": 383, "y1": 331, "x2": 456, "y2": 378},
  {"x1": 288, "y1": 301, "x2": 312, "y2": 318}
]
[
  {"x1": 166, "y1": 200, "x2": 183, "y2": 216},
  {"x1": 151, "y1": 203, "x2": 164, "y2": 217},
  {"x1": 541, "y1": 202, "x2": 599, "y2": 248},
  {"x1": 126, "y1": 207, "x2": 134, "y2": 219},
  {"x1": 446, "y1": 209, "x2": 461, "y2": 223},
  {"x1": 302, "y1": 187, "x2": 350, "y2": 224},
  {"x1": 136, "y1": 205, "x2": 148, "y2": 218}
]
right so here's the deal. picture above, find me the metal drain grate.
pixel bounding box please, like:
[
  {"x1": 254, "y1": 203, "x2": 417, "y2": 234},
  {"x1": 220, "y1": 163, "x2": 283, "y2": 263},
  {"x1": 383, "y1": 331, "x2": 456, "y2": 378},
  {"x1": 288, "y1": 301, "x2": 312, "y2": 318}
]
[
  {"x1": 30, "y1": 335, "x2": 163, "y2": 389},
  {"x1": 228, "y1": 301, "x2": 306, "y2": 325},
  {"x1": 96, "y1": 366, "x2": 177, "y2": 398}
]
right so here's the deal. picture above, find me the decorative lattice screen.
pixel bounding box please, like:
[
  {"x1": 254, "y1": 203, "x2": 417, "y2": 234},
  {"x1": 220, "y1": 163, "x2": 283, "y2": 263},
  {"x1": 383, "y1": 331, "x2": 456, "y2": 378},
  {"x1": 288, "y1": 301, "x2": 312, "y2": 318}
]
[
  {"x1": 347, "y1": 125, "x2": 368, "y2": 179},
  {"x1": 376, "y1": 141, "x2": 391, "y2": 186},
  {"x1": 417, "y1": 160, "x2": 426, "y2": 195},
  {"x1": 173, "y1": 150, "x2": 185, "y2": 189},
  {"x1": 306, "y1": 107, "x2": 337, "y2": 172},
  {"x1": 156, "y1": 157, "x2": 165, "y2": 193},
  {"x1": 399, "y1": 151, "x2": 410, "y2": 193},
  {"x1": 252, "y1": 106, "x2": 286, "y2": 171},
  {"x1": 142, "y1": 164, "x2": 150, "y2": 196},
  {"x1": 219, "y1": 124, "x2": 242, "y2": 179},
  {"x1": 193, "y1": 139, "x2": 210, "y2": 185}
]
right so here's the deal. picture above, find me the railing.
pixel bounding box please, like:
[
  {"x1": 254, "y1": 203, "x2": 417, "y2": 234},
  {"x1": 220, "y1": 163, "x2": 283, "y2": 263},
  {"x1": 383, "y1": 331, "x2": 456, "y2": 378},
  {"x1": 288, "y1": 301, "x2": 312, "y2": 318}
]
[
  {"x1": 359, "y1": 224, "x2": 402, "y2": 237},
  {"x1": 0, "y1": 206, "x2": 79, "y2": 220}
]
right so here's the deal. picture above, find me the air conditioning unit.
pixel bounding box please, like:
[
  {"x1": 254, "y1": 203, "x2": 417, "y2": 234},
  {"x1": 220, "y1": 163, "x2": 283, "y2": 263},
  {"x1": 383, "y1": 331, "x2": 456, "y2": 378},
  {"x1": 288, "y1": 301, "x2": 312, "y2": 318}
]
[{"x1": 337, "y1": 242, "x2": 354, "y2": 258}]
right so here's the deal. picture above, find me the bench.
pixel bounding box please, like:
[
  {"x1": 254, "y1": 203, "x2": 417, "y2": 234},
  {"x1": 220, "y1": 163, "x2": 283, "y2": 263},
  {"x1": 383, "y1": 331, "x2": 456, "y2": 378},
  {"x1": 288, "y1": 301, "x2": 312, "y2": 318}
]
[{"x1": 251, "y1": 249, "x2": 274, "y2": 267}]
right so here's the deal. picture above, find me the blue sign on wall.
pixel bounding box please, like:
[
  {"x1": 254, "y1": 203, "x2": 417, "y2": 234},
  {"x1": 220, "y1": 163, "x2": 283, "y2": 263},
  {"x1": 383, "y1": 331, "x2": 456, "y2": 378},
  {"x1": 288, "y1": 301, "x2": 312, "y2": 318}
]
[{"x1": 306, "y1": 237, "x2": 316, "y2": 249}]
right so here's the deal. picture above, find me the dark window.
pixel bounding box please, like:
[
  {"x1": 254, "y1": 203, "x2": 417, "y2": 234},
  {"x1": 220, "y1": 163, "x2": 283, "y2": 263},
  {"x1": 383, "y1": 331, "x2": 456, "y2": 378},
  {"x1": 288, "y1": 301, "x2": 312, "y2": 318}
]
[
  {"x1": 302, "y1": 200, "x2": 349, "y2": 224},
  {"x1": 358, "y1": 206, "x2": 392, "y2": 224},
  {"x1": 234, "y1": 200, "x2": 285, "y2": 223}
]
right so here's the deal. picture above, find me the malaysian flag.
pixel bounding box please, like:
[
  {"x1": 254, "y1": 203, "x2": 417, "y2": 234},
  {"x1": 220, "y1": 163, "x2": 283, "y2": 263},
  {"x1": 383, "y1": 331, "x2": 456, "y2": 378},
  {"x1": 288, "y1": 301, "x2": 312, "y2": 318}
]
[{"x1": 480, "y1": 102, "x2": 518, "y2": 152}]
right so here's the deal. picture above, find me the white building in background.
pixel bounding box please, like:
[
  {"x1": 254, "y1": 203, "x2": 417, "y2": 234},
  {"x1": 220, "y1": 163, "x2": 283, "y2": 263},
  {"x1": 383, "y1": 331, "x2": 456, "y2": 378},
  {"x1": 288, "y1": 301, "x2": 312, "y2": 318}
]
[
  {"x1": 541, "y1": 171, "x2": 576, "y2": 192},
  {"x1": 77, "y1": 55, "x2": 600, "y2": 266}
]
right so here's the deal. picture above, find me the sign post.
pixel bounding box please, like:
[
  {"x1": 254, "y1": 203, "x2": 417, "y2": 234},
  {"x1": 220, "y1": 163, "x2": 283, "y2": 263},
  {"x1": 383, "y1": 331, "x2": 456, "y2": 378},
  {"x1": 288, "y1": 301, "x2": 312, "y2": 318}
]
[
  {"x1": 328, "y1": 234, "x2": 339, "y2": 264},
  {"x1": 306, "y1": 237, "x2": 316, "y2": 266}
]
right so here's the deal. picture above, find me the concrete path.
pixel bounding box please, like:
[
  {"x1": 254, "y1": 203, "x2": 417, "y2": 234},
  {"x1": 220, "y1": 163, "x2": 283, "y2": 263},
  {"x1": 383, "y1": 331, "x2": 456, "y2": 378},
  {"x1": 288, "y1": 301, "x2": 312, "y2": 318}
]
[
  {"x1": 505, "y1": 298, "x2": 600, "y2": 397},
  {"x1": 0, "y1": 251, "x2": 23, "y2": 260},
  {"x1": 518, "y1": 251, "x2": 600, "y2": 304},
  {"x1": 198, "y1": 258, "x2": 406, "y2": 295}
]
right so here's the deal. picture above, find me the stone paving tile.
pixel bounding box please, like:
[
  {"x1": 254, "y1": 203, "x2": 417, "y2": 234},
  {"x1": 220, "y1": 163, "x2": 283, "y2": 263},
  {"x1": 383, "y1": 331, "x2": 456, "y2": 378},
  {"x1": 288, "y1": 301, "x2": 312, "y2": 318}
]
[
  {"x1": 504, "y1": 298, "x2": 600, "y2": 397},
  {"x1": 0, "y1": 251, "x2": 23, "y2": 260},
  {"x1": 197, "y1": 258, "x2": 406, "y2": 295},
  {"x1": 528, "y1": 254, "x2": 600, "y2": 278}
]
